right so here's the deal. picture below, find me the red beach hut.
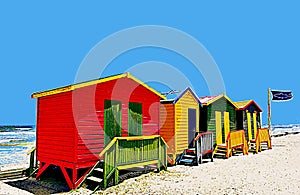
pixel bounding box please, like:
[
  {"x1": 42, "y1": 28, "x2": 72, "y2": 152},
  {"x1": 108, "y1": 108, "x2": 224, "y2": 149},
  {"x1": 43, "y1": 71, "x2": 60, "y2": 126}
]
[{"x1": 31, "y1": 73, "x2": 167, "y2": 189}]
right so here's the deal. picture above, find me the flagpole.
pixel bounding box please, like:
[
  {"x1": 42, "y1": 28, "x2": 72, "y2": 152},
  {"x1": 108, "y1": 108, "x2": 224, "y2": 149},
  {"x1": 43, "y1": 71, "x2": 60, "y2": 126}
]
[{"x1": 268, "y1": 88, "x2": 271, "y2": 132}]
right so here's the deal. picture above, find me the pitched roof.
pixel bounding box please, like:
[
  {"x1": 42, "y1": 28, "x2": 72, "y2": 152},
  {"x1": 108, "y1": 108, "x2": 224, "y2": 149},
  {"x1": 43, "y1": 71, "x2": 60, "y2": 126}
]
[
  {"x1": 199, "y1": 95, "x2": 219, "y2": 105},
  {"x1": 160, "y1": 87, "x2": 201, "y2": 105},
  {"x1": 31, "y1": 72, "x2": 166, "y2": 99},
  {"x1": 235, "y1": 100, "x2": 263, "y2": 112},
  {"x1": 199, "y1": 94, "x2": 238, "y2": 108}
]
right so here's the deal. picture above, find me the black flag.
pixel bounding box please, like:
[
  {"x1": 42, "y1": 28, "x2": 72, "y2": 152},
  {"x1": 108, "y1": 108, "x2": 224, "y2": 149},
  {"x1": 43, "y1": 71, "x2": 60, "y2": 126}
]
[{"x1": 271, "y1": 90, "x2": 293, "y2": 101}]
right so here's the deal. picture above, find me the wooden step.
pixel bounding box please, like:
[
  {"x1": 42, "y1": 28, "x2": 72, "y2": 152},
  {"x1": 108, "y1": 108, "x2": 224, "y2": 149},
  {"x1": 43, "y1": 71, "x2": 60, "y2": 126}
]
[
  {"x1": 94, "y1": 168, "x2": 103, "y2": 172},
  {"x1": 179, "y1": 159, "x2": 194, "y2": 164},
  {"x1": 217, "y1": 145, "x2": 227, "y2": 148},
  {"x1": 213, "y1": 152, "x2": 226, "y2": 156},
  {"x1": 216, "y1": 145, "x2": 227, "y2": 148},
  {"x1": 186, "y1": 148, "x2": 195, "y2": 153},
  {"x1": 147, "y1": 164, "x2": 157, "y2": 168},
  {"x1": 0, "y1": 168, "x2": 27, "y2": 180},
  {"x1": 87, "y1": 176, "x2": 103, "y2": 183},
  {"x1": 183, "y1": 154, "x2": 196, "y2": 159},
  {"x1": 216, "y1": 149, "x2": 227, "y2": 152},
  {"x1": 216, "y1": 147, "x2": 227, "y2": 151}
]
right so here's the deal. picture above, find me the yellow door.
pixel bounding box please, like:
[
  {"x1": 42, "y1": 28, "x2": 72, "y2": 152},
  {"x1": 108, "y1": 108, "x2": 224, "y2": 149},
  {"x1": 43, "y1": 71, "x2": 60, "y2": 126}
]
[
  {"x1": 253, "y1": 112, "x2": 257, "y2": 139},
  {"x1": 215, "y1": 111, "x2": 222, "y2": 144},
  {"x1": 224, "y1": 112, "x2": 230, "y2": 142},
  {"x1": 247, "y1": 112, "x2": 252, "y2": 140}
]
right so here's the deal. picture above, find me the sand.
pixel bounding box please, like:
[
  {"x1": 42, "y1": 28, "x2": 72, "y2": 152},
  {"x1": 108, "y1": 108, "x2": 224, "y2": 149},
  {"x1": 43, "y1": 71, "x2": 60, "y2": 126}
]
[
  {"x1": 1, "y1": 134, "x2": 300, "y2": 195},
  {"x1": 0, "y1": 181, "x2": 33, "y2": 195}
]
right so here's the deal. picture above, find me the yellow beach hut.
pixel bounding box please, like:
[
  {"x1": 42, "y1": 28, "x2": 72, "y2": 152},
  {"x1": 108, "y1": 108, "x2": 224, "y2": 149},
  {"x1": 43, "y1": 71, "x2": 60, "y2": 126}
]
[{"x1": 160, "y1": 87, "x2": 200, "y2": 165}]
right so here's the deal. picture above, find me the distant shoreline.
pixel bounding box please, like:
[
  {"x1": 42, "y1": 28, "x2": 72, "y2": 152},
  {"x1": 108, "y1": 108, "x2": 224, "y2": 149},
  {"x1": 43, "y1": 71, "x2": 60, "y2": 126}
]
[{"x1": 0, "y1": 126, "x2": 35, "y2": 132}]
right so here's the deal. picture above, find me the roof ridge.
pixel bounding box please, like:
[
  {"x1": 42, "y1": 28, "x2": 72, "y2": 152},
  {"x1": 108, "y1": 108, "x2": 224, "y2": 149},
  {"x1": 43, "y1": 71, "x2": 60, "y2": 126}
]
[{"x1": 31, "y1": 72, "x2": 166, "y2": 100}]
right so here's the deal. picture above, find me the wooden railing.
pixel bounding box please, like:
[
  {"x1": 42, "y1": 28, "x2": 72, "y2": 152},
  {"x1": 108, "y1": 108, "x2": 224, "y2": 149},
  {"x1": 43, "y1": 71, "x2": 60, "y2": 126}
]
[
  {"x1": 27, "y1": 147, "x2": 38, "y2": 177},
  {"x1": 251, "y1": 128, "x2": 272, "y2": 153},
  {"x1": 99, "y1": 135, "x2": 168, "y2": 188},
  {"x1": 214, "y1": 130, "x2": 248, "y2": 158},
  {"x1": 224, "y1": 132, "x2": 232, "y2": 158},
  {"x1": 194, "y1": 132, "x2": 214, "y2": 164},
  {"x1": 228, "y1": 130, "x2": 248, "y2": 157}
]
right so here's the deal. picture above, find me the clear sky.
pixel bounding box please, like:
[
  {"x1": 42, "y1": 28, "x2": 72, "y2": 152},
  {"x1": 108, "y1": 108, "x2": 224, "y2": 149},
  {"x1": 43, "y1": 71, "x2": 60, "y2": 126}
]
[{"x1": 0, "y1": 1, "x2": 299, "y2": 125}]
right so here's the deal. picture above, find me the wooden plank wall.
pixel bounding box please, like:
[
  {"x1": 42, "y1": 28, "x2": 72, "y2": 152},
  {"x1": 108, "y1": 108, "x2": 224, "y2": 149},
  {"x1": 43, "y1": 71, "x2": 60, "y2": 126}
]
[
  {"x1": 159, "y1": 104, "x2": 175, "y2": 153},
  {"x1": 206, "y1": 97, "x2": 236, "y2": 143},
  {"x1": 37, "y1": 91, "x2": 76, "y2": 164},
  {"x1": 36, "y1": 77, "x2": 161, "y2": 168},
  {"x1": 175, "y1": 90, "x2": 199, "y2": 154}
]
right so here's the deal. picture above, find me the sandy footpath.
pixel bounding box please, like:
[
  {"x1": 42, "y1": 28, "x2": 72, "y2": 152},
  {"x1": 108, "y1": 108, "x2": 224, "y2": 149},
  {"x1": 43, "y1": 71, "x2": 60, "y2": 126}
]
[{"x1": 1, "y1": 134, "x2": 300, "y2": 195}]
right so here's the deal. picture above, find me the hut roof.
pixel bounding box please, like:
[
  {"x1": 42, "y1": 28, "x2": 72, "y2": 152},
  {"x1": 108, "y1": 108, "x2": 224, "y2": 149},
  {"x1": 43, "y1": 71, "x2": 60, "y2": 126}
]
[
  {"x1": 160, "y1": 87, "x2": 201, "y2": 105},
  {"x1": 199, "y1": 94, "x2": 238, "y2": 108},
  {"x1": 31, "y1": 72, "x2": 166, "y2": 99},
  {"x1": 235, "y1": 100, "x2": 263, "y2": 112}
]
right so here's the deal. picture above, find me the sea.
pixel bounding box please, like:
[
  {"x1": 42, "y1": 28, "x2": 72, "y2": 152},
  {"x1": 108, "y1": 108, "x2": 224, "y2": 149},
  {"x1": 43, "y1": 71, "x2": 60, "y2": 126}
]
[{"x1": 0, "y1": 126, "x2": 36, "y2": 169}]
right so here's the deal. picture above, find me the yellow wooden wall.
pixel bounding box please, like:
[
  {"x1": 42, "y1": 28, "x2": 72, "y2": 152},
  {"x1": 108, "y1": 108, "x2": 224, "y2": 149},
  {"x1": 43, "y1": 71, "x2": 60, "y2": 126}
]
[
  {"x1": 159, "y1": 103, "x2": 175, "y2": 153},
  {"x1": 175, "y1": 90, "x2": 200, "y2": 155}
]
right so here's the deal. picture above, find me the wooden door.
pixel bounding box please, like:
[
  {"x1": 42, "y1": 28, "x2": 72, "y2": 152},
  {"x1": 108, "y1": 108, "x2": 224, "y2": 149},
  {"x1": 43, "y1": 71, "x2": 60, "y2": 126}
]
[
  {"x1": 188, "y1": 108, "x2": 196, "y2": 148},
  {"x1": 104, "y1": 100, "x2": 122, "y2": 146},
  {"x1": 247, "y1": 112, "x2": 252, "y2": 140},
  {"x1": 215, "y1": 111, "x2": 222, "y2": 145},
  {"x1": 224, "y1": 112, "x2": 230, "y2": 142},
  {"x1": 128, "y1": 102, "x2": 142, "y2": 136},
  {"x1": 253, "y1": 112, "x2": 257, "y2": 139}
]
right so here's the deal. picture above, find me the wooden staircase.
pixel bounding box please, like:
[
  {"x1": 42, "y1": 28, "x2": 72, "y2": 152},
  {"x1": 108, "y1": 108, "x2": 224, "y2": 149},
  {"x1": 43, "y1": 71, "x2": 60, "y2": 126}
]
[
  {"x1": 177, "y1": 148, "x2": 197, "y2": 165},
  {"x1": 77, "y1": 135, "x2": 168, "y2": 192},
  {"x1": 0, "y1": 168, "x2": 28, "y2": 181},
  {"x1": 213, "y1": 130, "x2": 248, "y2": 159},
  {"x1": 248, "y1": 141, "x2": 258, "y2": 153},
  {"x1": 176, "y1": 132, "x2": 214, "y2": 165},
  {"x1": 84, "y1": 160, "x2": 104, "y2": 193},
  {"x1": 249, "y1": 128, "x2": 272, "y2": 154},
  {"x1": 213, "y1": 144, "x2": 230, "y2": 158}
]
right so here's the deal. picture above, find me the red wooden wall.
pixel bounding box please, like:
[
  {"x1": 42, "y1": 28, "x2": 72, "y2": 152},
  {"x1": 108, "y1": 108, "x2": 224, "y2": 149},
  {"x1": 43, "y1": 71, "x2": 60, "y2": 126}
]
[{"x1": 36, "y1": 77, "x2": 161, "y2": 169}]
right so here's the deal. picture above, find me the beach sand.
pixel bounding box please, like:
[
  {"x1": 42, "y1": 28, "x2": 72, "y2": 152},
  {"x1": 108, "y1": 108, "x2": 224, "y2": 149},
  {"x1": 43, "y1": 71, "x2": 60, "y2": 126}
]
[{"x1": 1, "y1": 134, "x2": 300, "y2": 194}]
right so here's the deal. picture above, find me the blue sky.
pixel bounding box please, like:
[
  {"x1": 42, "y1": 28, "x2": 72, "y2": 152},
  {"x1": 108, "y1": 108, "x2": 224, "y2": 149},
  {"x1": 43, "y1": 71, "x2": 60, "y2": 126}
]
[{"x1": 0, "y1": 1, "x2": 299, "y2": 125}]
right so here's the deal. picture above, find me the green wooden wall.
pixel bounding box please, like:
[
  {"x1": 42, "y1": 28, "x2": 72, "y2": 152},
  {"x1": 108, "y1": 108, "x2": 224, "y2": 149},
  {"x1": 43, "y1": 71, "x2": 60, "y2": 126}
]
[{"x1": 201, "y1": 97, "x2": 236, "y2": 144}]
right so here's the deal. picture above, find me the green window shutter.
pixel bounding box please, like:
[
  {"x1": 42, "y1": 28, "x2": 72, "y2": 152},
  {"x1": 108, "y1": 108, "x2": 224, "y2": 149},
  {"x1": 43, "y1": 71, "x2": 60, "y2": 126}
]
[{"x1": 128, "y1": 102, "x2": 142, "y2": 136}]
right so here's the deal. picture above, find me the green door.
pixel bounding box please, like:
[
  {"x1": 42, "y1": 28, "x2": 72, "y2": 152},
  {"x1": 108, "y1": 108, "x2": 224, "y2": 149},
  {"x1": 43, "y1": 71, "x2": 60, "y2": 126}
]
[
  {"x1": 128, "y1": 102, "x2": 142, "y2": 136},
  {"x1": 104, "y1": 100, "x2": 122, "y2": 146}
]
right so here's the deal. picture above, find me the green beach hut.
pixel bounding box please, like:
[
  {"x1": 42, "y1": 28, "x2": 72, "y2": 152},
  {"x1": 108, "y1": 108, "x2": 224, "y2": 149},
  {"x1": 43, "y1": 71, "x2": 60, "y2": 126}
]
[{"x1": 199, "y1": 94, "x2": 238, "y2": 145}]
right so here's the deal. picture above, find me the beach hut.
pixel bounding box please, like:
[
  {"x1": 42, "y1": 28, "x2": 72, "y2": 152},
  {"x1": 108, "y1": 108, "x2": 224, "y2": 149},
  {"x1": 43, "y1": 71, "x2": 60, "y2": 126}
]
[
  {"x1": 235, "y1": 100, "x2": 262, "y2": 141},
  {"x1": 31, "y1": 73, "x2": 168, "y2": 189},
  {"x1": 199, "y1": 94, "x2": 238, "y2": 145},
  {"x1": 159, "y1": 87, "x2": 200, "y2": 165}
]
